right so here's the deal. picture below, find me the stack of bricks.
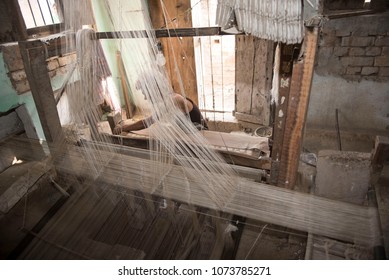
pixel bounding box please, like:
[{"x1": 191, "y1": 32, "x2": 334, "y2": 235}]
[
  {"x1": 1, "y1": 42, "x2": 76, "y2": 94},
  {"x1": 316, "y1": 13, "x2": 389, "y2": 81}
]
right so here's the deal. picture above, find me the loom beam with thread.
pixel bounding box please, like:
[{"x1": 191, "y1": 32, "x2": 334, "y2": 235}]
[
  {"x1": 93, "y1": 27, "x2": 242, "y2": 40},
  {"x1": 54, "y1": 144, "x2": 380, "y2": 248}
]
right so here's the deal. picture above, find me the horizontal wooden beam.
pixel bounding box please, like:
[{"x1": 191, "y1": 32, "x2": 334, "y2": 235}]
[{"x1": 94, "y1": 27, "x2": 241, "y2": 39}]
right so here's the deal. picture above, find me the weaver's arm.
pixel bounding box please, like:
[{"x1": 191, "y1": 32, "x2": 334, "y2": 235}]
[{"x1": 113, "y1": 116, "x2": 153, "y2": 134}]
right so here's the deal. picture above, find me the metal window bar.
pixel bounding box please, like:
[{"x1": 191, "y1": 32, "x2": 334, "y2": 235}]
[
  {"x1": 22, "y1": 0, "x2": 58, "y2": 28},
  {"x1": 46, "y1": 0, "x2": 55, "y2": 23},
  {"x1": 27, "y1": 0, "x2": 37, "y2": 27},
  {"x1": 36, "y1": 0, "x2": 46, "y2": 25}
]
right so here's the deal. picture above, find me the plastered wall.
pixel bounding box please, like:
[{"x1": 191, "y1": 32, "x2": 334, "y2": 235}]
[{"x1": 307, "y1": 12, "x2": 389, "y2": 134}]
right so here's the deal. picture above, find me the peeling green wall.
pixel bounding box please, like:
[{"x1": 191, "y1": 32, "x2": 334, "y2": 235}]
[
  {"x1": 0, "y1": 51, "x2": 45, "y2": 139},
  {"x1": 91, "y1": 0, "x2": 125, "y2": 107}
]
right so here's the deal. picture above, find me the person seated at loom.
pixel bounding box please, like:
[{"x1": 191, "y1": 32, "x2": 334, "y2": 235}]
[{"x1": 113, "y1": 73, "x2": 208, "y2": 134}]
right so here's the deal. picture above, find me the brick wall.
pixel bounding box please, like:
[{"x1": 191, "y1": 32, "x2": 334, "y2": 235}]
[
  {"x1": 1, "y1": 43, "x2": 76, "y2": 94},
  {"x1": 316, "y1": 12, "x2": 389, "y2": 81}
]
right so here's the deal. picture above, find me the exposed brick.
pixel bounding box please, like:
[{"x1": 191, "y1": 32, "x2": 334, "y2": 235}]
[
  {"x1": 56, "y1": 66, "x2": 68, "y2": 75},
  {"x1": 374, "y1": 56, "x2": 389, "y2": 67},
  {"x1": 333, "y1": 47, "x2": 349, "y2": 56},
  {"x1": 361, "y1": 67, "x2": 379, "y2": 75},
  {"x1": 379, "y1": 67, "x2": 389, "y2": 76},
  {"x1": 335, "y1": 30, "x2": 351, "y2": 37},
  {"x1": 14, "y1": 80, "x2": 30, "y2": 94},
  {"x1": 382, "y1": 47, "x2": 389, "y2": 56},
  {"x1": 48, "y1": 70, "x2": 57, "y2": 78},
  {"x1": 46, "y1": 59, "x2": 59, "y2": 71},
  {"x1": 349, "y1": 47, "x2": 365, "y2": 56},
  {"x1": 366, "y1": 47, "x2": 382, "y2": 56},
  {"x1": 1, "y1": 43, "x2": 24, "y2": 72},
  {"x1": 10, "y1": 70, "x2": 27, "y2": 81},
  {"x1": 58, "y1": 53, "x2": 77, "y2": 66},
  {"x1": 342, "y1": 36, "x2": 374, "y2": 47},
  {"x1": 341, "y1": 56, "x2": 374, "y2": 67},
  {"x1": 352, "y1": 26, "x2": 372, "y2": 37},
  {"x1": 375, "y1": 36, "x2": 389, "y2": 46},
  {"x1": 321, "y1": 35, "x2": 339, "y2": 47},
  {"x1": 346, "y1": 67, "x2": 361, "y2": 75},
  {"x1": 363, "y1": 76, "x2": 379, "y2": 82}
]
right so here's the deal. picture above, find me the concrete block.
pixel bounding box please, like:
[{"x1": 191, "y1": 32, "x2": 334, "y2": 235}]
[
  {"x1": 361, "y1": 67, "x2": 379, "y2": 75},
  {"x1": 349, "y1": 47, "x2": 365, "y2": 56},
  {"x1": 379, "y1": 67, "x2": 389, "y2": 77},
  {"x1": 341, "y1": 36, "x2": 374, "y2": 47},
  {"x1": 321, "y1": 35, "x2": 339, "y2": 47},
  {"x1": 382, "y1": 47, "x2": 389, "y2": 56},
  {"x1": 374, "y1": 56, "x2": 389, "y2": 67},
  {"x1": 335, "y1": 30, "x2": 351, "y2": 37},
  {"x1": 346, "y1": 67, "x2": 361, "y2": 75},
  {"x1": 366, "y1": 47, "x2": 382, "y2": 56},
  {"x1": 341, "y1": 56, "x2": 374, "y2": 67},
  {"x1": 314, "y1": 150, "x2": 371, "y2": 205},
  {"x1": 375, "y1": 36, "x2": 389, "y2": 47},
  {"x1": 333, "y1": 47, "x2": 349, "y2": 57}
]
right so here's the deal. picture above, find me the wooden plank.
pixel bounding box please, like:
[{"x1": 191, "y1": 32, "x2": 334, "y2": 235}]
[
  {"x1": 234, "y1": 112, "x2": 262, "y2": 124},
  {"x1": 18, "y1": 40, "x2": 66, "y2": 157},
  {"x1": 277, "y1": 27, "x2": 319, "y2": 189},
  {"x1": 148, "y1": 0, "x2": 198, "y2": 104},
  {"x1": 251, "y1": 38, "x2": 274, "y2": 125},
  {"x1": 15, "y1": 104, "x2": 39, "y2": 139},
  {"x1": 235, "y1": 35, "x2": 255, "y2": 114},
  {"x1": 0, "y1": 111, "x2": 24, "y2": 140},
  {"x1": 235, "y1": 36, "x2": 273, "y2": 124}
]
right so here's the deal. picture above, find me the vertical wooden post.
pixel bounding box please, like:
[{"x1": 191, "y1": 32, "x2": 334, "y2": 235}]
[
  {"x1": 147, "y1": 0, "x2": 198, "y2": 104},
  {"x1": 19, "y1": 40, "x2": 66, "y2": 156},
  {"x1": 277, "y1": 27, "x2": 319, "y2": 189},
  {"x1": 270, "y1": 44, "x2": 298, "y2": 185},
  {"x1": 5, "y1": 0, "x2": 28, "y2": 41}
]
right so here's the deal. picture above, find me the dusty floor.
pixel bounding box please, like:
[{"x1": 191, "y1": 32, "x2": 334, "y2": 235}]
[{"x1": 235, "y1": 220, "x2": 307, "y2": 260}]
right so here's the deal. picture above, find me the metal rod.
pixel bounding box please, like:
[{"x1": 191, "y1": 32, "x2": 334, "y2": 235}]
[
  {"x1": 37, "y1": 0, "x2": 46, "y2": 25},
  {"x1": 200, "y1": 109, "x2": 230, "y2": 113},
  {"x1": 46, "y1": 0, "x2": 55, "y2": 23},
  {"x1": 27, "y1": 0, "x2": 37, "y2": 27}
]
